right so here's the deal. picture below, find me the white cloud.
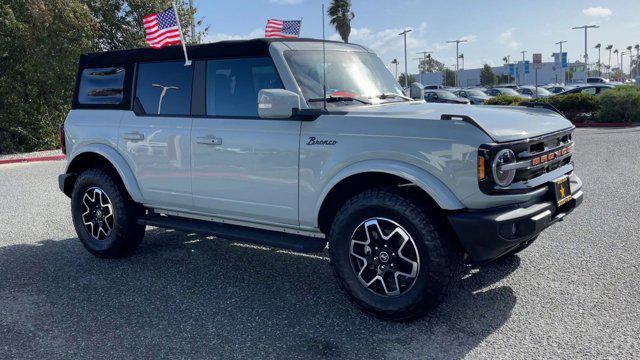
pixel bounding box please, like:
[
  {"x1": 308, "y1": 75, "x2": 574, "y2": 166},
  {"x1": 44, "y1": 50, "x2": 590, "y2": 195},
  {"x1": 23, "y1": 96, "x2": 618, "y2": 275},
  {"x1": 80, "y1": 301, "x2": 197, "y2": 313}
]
[
  {"x1": 582, "y1": 7, "x2": 612, "y2": 17},
  {"x1": 205, "y1": 28, "x2": 263, "y2": 43},
  {"x1": 496, "y1": 29, "x2": 520, "y2": 49}
]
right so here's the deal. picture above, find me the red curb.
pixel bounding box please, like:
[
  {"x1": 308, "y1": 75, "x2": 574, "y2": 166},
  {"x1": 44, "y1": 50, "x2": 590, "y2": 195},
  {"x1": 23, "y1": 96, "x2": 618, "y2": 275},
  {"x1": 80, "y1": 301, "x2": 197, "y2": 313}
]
[
  {"x1": 0, "y1": 154, "x2": 66, "y2": 166},
  {"x1": 573, "y1": 122, "x2": 636, "y2": 128}
]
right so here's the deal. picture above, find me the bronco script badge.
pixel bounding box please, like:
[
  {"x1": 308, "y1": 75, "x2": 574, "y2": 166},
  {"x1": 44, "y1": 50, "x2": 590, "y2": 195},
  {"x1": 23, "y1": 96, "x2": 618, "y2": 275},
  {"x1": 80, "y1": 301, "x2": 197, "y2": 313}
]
[{"x1": 307, "y1": 137, "x2": 337, "y2": 146}]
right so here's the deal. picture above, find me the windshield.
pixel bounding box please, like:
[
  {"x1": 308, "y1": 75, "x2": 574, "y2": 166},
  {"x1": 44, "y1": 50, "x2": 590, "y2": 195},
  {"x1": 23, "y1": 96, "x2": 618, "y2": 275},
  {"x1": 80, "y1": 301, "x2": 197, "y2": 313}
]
[
  {"x1": 284, "y1": 50, "x2": 404, "y2": 106},
  {"x1": 466, "y1": 90, "x2": 487, "y2": 97},
  {"x1": 436, "y1": 91, "x2": 458, "y2": 100},
  {"x1": 499, "y1": 88, "x2": 521, "y2": 96},
  {"x1": 534, "y1": 87, "x2": 552, "y2": 95}
]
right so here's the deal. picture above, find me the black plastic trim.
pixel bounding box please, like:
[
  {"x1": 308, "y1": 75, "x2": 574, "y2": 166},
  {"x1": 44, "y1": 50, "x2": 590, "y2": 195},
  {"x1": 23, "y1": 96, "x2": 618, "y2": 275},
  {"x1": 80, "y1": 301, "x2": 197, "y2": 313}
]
[
  {"x1": 448, "y1": 190, "x2": 583, "y2": 262},
  {"x1": 138, "y1": 214, "x2": 327, "y2": 253}
]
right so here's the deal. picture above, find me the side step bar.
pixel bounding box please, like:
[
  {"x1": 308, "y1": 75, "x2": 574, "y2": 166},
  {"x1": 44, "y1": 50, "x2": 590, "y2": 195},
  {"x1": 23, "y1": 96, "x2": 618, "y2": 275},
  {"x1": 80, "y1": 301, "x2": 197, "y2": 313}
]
[{"x1": 138, "y1": 215, "x2": 327, "y2": 253}]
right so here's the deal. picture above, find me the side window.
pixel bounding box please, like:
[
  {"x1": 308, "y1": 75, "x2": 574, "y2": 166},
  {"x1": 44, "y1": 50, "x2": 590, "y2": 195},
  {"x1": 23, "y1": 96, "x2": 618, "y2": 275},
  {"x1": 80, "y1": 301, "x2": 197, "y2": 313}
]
[
  {"x1": 206, "y1": 57, "x2": 283, "y2": 117},
  {"x1": 580, "y1": 87, "x2": 597, "y2": 95},
  {"x1": 78, "y1": 67, "x2": 125, "y2": 105},
  {"x1": 136, "y1": 61, "x2": 193, "y2": 115}
]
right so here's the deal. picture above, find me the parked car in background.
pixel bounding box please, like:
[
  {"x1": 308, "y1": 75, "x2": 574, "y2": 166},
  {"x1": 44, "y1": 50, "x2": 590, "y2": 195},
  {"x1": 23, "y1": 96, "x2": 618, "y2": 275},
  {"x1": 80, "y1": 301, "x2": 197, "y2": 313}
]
[
  {"x1": 586, "y1": 77, "x2": 609, "y2": 84},
  {"x1": 424, "y1": 90, "x2": 470, "y2": 104},
  {"x1": 485, "y1": 87, "x2": 532, "y2": 99},
  {"x1": 558, "y1": 84, "x2": 614, "y2": 95},
  {"x1": 517, "y1": 86, "x2": 552, "y2": 98},
  {"x1": 424, "y1": 84, "x2": 445, "y2": 90},
  {"x1": 544, "y1": 85, "x2": 576, "y2": 94},
  {"x1": 453, "y1": 89, "x2": 492, "y2": 104}
]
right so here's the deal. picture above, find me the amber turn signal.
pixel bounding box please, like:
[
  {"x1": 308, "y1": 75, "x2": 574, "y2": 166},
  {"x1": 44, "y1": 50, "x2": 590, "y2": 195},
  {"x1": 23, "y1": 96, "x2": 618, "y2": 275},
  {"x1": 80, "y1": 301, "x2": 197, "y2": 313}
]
[{"x1": 478, "y1": 156, "x2": 486, "y2": 180}]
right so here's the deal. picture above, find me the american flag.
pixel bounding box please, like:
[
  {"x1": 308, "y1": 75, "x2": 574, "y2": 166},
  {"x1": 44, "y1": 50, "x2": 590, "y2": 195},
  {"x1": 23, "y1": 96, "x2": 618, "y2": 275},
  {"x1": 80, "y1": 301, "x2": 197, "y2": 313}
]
[
  {"x1": 144, "y1": 7, "x2": 182, "y2": 49},
  {"x1": 265, "y1": 19, "x2": 302, "y2": 38}
]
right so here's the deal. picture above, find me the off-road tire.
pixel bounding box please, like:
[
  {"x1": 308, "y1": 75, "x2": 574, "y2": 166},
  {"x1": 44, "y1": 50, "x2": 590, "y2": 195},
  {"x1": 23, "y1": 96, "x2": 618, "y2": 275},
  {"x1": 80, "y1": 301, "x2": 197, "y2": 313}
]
[
  {"x1": 328, "y1": 188, "x2": 460, "y2": 321},
  {"x1": 71, "y1": 168, "x2": 146, "y2": 258}
]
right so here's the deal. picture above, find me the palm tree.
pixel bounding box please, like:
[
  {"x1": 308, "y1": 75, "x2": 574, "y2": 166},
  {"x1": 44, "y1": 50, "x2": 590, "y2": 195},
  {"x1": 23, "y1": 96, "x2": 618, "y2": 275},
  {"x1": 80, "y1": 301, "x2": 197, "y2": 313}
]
[
  {"x1": 328, "y1": 0, "x2": 355, "y2": 43},
  {"x1": 605, "y1": 45, "x2": 613, "y2": 77},
  {"x1": 595, "y1": 43, "x2": 601, "y2": 76},
  {"x1": 391, "y1": 58, "x2": 399, "y2": 79},
  {"x1": 614, "y1": 49, "x2": 619, "y2": 70}
]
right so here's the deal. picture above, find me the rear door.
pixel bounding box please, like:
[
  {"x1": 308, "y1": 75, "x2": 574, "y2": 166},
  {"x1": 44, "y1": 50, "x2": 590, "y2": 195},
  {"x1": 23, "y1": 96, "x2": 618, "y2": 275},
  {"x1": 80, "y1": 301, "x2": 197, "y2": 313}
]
[
  {"x1": 118, "y1": 61, "x2": 194, "y2": 208},
  {"x1": 190, "y1": 57, "x2": 300, "y2": 225}
]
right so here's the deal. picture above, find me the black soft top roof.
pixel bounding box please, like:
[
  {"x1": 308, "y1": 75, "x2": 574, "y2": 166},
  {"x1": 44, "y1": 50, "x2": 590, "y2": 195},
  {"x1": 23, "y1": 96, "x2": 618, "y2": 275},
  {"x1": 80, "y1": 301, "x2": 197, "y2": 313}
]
[{"x1": 79, "y1": 38, "x2": 344, "y2": 67}]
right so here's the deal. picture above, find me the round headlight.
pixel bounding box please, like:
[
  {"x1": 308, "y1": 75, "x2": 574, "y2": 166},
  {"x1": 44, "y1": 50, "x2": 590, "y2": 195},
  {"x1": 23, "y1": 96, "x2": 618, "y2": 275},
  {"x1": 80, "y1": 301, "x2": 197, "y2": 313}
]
[{"x1": 492, "y1": 149, "x2": 517, "y2": 187}]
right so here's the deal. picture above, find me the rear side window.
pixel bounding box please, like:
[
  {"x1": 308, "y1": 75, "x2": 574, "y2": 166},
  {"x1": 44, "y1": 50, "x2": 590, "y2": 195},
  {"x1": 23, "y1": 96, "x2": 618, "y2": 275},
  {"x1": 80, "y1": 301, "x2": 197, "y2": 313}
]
[
  {"x1": 78, "y1": 67, "x2": 126, "y2": 105},
  {"x1": 206, "y1": 57, "x2": 283, "y2": 117},
  {"x1": 136, "y1": 61, "x2": 193, "y2": 115}
]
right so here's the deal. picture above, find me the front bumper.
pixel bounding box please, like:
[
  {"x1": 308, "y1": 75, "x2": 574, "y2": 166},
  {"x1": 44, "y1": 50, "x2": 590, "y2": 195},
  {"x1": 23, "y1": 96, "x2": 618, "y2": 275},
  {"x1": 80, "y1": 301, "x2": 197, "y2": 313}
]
[{"x1": 448, "y1": 175, "x2": 583, "y2": 262}]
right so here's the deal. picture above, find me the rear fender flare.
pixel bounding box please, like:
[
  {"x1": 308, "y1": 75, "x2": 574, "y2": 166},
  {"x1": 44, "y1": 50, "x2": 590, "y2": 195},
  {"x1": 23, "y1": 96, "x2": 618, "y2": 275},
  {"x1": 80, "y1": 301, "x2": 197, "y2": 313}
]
[{"x1": 66, "y1": 144, "x2": 143, "y2": 203}]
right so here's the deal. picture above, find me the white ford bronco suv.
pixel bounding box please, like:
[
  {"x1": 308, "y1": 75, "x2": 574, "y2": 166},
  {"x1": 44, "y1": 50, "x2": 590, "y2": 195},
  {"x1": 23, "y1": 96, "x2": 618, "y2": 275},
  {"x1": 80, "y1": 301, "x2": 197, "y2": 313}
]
[{"x1": 59, "y1": 39, "x2": 583, "y2": 320}]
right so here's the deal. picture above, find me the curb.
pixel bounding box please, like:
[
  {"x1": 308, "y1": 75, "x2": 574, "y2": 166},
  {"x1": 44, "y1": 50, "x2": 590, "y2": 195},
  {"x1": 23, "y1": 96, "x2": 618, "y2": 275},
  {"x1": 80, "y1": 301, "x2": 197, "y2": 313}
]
[{"x1": 0, "y1": 154, "x2": 66, "y2": 166}]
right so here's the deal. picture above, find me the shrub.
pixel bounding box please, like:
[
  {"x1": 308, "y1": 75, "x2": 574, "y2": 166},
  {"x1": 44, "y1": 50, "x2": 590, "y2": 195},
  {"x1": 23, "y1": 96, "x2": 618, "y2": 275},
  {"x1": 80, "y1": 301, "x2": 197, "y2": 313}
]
[
  {"x1": 543, "y1": 94, "x2": 601, "y2": 122},
  {"x1": 596, "y1": 86, "x2": 640, "y2": 123},
  {"x1": 484, "y1": 95, "x2": 528, "y2": 106}
]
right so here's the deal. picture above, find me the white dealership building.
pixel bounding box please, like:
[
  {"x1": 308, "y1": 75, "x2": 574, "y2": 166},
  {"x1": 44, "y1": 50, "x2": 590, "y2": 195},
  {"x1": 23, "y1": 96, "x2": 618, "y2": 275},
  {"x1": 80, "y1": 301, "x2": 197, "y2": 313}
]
[{"x1": 415, "y1": 56, "x2": 589, "y2": 87}]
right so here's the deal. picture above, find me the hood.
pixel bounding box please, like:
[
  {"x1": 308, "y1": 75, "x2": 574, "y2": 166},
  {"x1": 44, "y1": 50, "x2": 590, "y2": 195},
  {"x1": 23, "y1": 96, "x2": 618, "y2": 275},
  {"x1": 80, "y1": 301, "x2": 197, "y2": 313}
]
[{"x1": 344, "y1": 101, "x2": 574, "y2": 143}]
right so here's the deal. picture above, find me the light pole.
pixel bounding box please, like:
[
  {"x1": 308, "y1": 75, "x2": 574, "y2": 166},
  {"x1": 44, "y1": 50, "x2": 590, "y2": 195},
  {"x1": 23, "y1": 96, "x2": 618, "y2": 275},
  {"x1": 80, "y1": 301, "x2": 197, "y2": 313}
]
[
  {"x1": 606, "y1": 45, "x2": 613, "y2": 78},
  {"x1": 556, "y1": 41, "x2": 567, "y2": 83},
  {"x1": 595, "y1": 43, "x2": 602, "y2": 76},
  {"x1": 572, "y1": 25, "x2": 599, "y2": 72},
  {"x1": 446, "y1": 39, "x2": 467, "y2": 87},
  {"x1": 152, "y1": 84, "x2": 180, "y2": 115},
  {"x1": 391, "y1": 58, "x2": 399, "y2": 80},
  {"x1": 399, "y1": 29, "x2": 413, "y2": 88},
  {"x1": 520, "y1": 50, "x2": 527, "y2": 85}
]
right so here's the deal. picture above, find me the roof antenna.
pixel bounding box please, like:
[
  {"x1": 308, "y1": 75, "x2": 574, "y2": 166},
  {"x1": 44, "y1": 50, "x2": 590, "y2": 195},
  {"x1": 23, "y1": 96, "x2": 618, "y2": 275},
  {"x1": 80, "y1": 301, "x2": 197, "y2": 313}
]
[{"x1": 322, "y1": 2, "x2": 327, "y2": 111}]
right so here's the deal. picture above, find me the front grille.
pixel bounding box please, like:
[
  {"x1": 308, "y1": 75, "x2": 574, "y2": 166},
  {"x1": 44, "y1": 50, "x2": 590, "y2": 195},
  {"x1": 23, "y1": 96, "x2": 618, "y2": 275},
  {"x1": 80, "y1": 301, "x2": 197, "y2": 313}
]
[{"x1": 510, "y1": 130, "x2": 574, "y2": 183}]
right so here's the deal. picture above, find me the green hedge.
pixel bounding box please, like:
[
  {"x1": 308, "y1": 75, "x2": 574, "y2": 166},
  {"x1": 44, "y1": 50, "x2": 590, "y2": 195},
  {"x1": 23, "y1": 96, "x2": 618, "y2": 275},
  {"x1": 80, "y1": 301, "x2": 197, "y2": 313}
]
[
  {"x1": 596, "y1": 86, "x2": 640, "y2": 123},
  {"x1": 484, "y1": 87, "x2": 640, "y2": 123},
  {"x1": 484, "y1": 95, "x2": 527, "y2": 106}
]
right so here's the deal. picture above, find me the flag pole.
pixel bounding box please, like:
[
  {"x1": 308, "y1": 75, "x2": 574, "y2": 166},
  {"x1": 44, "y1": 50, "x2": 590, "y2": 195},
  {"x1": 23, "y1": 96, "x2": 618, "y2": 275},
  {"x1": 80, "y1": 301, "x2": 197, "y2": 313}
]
[{"x1": 172, "y1": 2, "x2": 192, "y2": 66}]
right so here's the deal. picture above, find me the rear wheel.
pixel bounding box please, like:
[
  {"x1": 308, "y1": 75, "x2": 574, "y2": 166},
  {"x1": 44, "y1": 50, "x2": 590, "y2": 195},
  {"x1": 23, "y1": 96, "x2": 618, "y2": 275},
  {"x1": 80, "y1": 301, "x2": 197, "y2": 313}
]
[
  {"x1": 71, "y1": 168, "x2": 145, "y2": 258},
  {"x1": 328, "y1": 188, "x2": 460, "y2": 321}
]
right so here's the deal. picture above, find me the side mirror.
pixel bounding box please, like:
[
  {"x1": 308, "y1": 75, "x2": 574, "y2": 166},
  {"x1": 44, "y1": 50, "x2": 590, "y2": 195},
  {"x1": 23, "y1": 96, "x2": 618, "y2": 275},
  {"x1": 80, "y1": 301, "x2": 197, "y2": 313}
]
[
  {"x1": 410, "y1": 82, "x2": 424, "y2": 100},
  {"x1": 258, "y1": 89, "x2": 301, "y2": 119}
]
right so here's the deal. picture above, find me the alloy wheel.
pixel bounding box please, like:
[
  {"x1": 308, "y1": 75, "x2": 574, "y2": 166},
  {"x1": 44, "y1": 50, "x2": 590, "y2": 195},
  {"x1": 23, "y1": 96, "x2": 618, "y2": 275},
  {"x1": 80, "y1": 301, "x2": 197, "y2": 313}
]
[
  {"x1": 349, "y1": 218, "x2": 420, "y2": 297},
  {"x1": 81, "y1": 187, "x2": 114, "y2": 240}
]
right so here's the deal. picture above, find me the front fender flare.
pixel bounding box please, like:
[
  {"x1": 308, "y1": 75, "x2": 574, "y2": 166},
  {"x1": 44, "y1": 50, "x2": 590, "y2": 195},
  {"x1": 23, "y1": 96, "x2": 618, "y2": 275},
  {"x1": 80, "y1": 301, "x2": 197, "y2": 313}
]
[
  {"x1": 66, "y1": 144, "x2": 144, "y2": 203},
  {"x1": 314, "y1": 159, "x2": 465, "y2": 223}
]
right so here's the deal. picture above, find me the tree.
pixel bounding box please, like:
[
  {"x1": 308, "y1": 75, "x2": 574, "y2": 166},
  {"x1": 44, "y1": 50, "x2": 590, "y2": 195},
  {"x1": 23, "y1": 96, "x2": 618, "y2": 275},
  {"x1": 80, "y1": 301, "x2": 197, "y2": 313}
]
[
  {"x1": 398, "y1": 73, "x2": 416, "y2": 87},
  {"x1": 480, "y1": 64, "x2": 496, "y2": 86},
  {"x1": 0, "y1": 0, "x2": 207, "y2": 154},
  {"x1": 85, "y1": 0, "x2": 208, "y2": 50},
  {"x1": 328, "y1": 0, "x2": 354, "y2": 43},
  {"x1": 418, "y1": 54, "x2": 444, "y2": 73},
  {"x1": 443, "y1": 68, "x2": 456, "y2": 87}
]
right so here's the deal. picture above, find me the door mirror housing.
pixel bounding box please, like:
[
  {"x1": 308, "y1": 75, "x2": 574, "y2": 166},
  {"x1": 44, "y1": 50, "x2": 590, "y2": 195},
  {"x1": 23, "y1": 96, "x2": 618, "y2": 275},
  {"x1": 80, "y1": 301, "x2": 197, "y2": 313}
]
[
  {"x1": 258, "y1": 89, "x2": 301, "y2": 119},
  {"x1": 410, "y1": 82, "x2": 424, "y2": 100}
]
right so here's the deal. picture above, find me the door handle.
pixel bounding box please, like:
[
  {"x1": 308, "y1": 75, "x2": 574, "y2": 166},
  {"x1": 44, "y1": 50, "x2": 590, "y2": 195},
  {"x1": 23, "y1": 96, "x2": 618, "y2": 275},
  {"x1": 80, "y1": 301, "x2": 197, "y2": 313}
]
[
  {"x1": 196, "y1": 136, "x2": 223, "y2": 146},
  {"x1": 123, "y1": 132, "x2": 144, "y2": 141}
]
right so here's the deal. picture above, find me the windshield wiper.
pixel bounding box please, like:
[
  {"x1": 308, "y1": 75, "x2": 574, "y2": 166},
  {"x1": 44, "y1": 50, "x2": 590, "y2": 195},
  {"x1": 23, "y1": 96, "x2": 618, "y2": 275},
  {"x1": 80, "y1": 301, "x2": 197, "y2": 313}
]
[
  {"x1": 374, "y1": 93, "x2": 413, "y2": 101},
  {"x1": 308, "y1": 95, "x2": 372, "y2": 105}
]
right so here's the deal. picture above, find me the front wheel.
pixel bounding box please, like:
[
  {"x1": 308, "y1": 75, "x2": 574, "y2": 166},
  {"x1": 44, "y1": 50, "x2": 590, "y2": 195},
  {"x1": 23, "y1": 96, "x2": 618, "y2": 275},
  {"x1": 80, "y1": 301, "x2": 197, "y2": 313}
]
[
  {"x1": 71, "y1": 168, "x2": 146, "y2": 258},
  {"x1": 328, "y1": 188, "x2": 460, "y2": 321}
]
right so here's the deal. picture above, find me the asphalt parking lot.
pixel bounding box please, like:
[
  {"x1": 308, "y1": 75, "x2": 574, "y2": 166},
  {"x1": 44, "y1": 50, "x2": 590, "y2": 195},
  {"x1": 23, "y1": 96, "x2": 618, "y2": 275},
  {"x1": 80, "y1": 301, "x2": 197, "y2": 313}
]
[{"x1": 1, "y1": 127, "x2": 639, "y2": 359}]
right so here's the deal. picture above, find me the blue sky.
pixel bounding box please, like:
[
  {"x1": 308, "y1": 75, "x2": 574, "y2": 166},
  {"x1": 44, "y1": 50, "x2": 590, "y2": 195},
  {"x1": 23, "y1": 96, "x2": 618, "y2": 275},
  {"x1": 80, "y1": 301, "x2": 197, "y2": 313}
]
[{"x1": 197, "y1": 0, "x2": 640, "y2": 72}]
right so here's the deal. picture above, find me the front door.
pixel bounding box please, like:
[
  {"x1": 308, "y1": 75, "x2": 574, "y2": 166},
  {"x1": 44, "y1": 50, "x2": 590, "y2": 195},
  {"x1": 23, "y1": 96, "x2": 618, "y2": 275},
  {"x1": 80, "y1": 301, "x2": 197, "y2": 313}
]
[
  {"x1": 119, "y1": 61, "x2": 194, "y2": 209},
  {"x1": 191, "y1": 57, "x2": 300, "y2": 225}
]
